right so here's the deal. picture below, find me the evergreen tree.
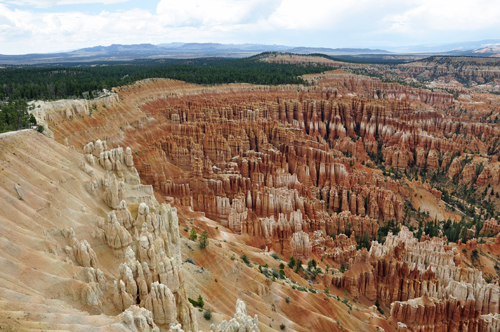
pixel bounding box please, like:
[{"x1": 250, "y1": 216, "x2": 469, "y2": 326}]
[
  {"x1": 189, "y1": 228, "x2": 197, "y2": 241},
  {"x1": 0, "y1": 99, "x2": 32, "y2": 132},
  {"x1": 199, "y1": 231, "x2": 208, "y2": 249},
  {"x1": 363, "y1": 231, "x2": 370, "y2": 249}
]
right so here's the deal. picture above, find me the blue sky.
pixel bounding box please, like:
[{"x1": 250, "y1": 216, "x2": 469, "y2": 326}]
[{"x1": 0, "y1": 0, "x2": 499, "y2": 54}]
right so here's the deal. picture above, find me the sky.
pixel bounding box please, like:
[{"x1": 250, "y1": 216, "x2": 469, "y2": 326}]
[{"x1": 0, "y1": 0, "x2": 499, "y2": 54}]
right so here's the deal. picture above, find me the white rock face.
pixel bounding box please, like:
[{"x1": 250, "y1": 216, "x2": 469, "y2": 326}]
[
  {"x1": 165, "y1": 299, "x2": 261, "y2": 332},
  {"x1": 144, "y1": 282, "x2": 177, "y2": 326},
  {"x1": 291, "y1": 230, "x2": 312, "y2": 259},
  {"x1": 97, "y1": 196, "x2": 196, "y2": 330},
  {"x1": 115, "y1": 200, "x2": 135, "y2": 230},
  {"x1": 82, "y1": 282, "x2": 104, "y2": 314},
  {"x1": 28, "y1": 95, "x2": 118, "y2": 139},
  {"x1": 126, "y1": 147, "x2": 135, "y2": 167},
  {"x1": 104, "y1": 210, "x2": 133, "y2": 249},
  {"x1": 0, "y1": 131, "x2": 191, "y2": 332},
  {"x1": 70, "y1": 237, "x2": 98, "y2": 268},
  {"x1": 121, "y1": 305, "x2": 160, "y2": 332},
  {"x1": 210, "y1": 299, "x2": 260, "y2": 332}
]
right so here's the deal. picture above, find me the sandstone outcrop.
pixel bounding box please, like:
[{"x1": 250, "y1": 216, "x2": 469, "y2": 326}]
[
  {"x1": 76, "y1": 138, "x2": 197, "y2": 330},
  {"x1": 477, "y1": 166, "x2": 492, "y2": 186},
  {"x1": 400, "y1": 56, "x2": 500, "y2": 84},
  {"x1": 332, "y1": 225, "x2": 500, "y2": 331},
  {"x1": 391, "y1": 295, "x2": 477, "y2": 332},
  {"x1": 116, "y1": 200, "x2": 135, "y2": 230},
  {"x1": 312, "y1": 230, "x2": 358, "y2": 263},
  {"x1": 71, "y1": 236, "x2": 99, "y2": 268},
  {"x1": 101, "y1": 200, "x2": 196, "y2": 330},
  {"x1": 209, "y1": 299, "x2": 260, "y2": 332},
  {"x1": 391, "y1": 296, "x2": 500, "y2": 332},
  {"x1": 466, "y1": 238, "x2": 478, "y2": 250},
  {"x1": 104, "y1": 210, "x2": 133, "y2": 249},
  {"x1": 480, "y1": 218, "x2": 500, "y2": 236},
  {"x1": 331, "y1": 225, "x2": 500, "y2": 321},
  {"x1": 81, "y1": 281, "x2": 104, "y2": 314},
  {"x1": 291, "y1": 231, "x2": 312, "y2": 259},
  {"x1": 448, "y1": 157, "x2": 462, "y2": 179},
  {"x1": 144, "y1": 282, "x2": 177, "y2": 326},
  {"x1": 121, "y1": 305, "x2": 160, "y2": 332},
  {"x1": 460, "y1": 162, "x2": 477, "y2": 185}
]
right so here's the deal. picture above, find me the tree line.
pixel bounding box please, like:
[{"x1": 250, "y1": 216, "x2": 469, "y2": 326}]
[
  {"x1": 0, "y1": 57, "x2": 333, "y2": 101},
  {"x1": 0, "y1": 99, "x2": 38, "y2": 133}
]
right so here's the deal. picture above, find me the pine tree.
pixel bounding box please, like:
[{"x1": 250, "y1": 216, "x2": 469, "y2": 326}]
[
  {"x1": 189, "y1": 228, "x2": 197, "y2": 241},
  {"x1": 199, "y1": 231, "x2": 208, "y2": 249},
  {"x1": 363, "y1": 231, "x2": 370, "y2": 249}
]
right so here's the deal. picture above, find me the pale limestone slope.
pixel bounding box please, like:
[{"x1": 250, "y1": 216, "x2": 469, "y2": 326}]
[{"x1": 0, "y1": 130, "x2": 134, "y2": 331}]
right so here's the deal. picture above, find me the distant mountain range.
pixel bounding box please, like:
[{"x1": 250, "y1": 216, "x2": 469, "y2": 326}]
[
  {"x1": 157, "y1": 42, "x2": 292, "y2": 52},
  {"x1": 382, "y1": 39, "x2": 500, "y2": 54},
  {"x1": 156, "y1": 43, "x2": 389, "y2": 54},
  {"x1": 1, "y1": 40, "x2": 500, "y2": 65},
  {"x1": 0, "y1": 43, "x2": 390, "y2": 65}
]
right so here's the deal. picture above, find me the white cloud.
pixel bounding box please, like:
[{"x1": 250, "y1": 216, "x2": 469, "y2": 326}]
[
  {"x1": 156, "y1": 0, "x2": 279, "y2": 27},
  {"x1": 0, "y1": 4, "x2": 162, "y2": 52},
  {"x1": 0, "y1": 0, "x2": 499, "y2": 54},
  {"x1": 266, "y1": 0, "x2": 346, "y2": 30},
  {"x1": 383, "y1": 0, "x2": 500, "y2": 32},
  {"x1": 0, "y1": 0, "x2": 129, "y2": 7}
]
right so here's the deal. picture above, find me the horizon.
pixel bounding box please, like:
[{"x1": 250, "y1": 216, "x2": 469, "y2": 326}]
[
  {"x1": 1, "y1": 0, "x2": 500, "y2": 55},
  {"x1": 3, "y1": 38, "x2": 500, "y2": 57}
]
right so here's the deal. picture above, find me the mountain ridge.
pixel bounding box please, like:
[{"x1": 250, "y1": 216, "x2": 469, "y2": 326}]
[
  {"x1": 0, "y1": 42, "x2": 391, "y2": 65},
  {"x1": 2, "y1": 40, "x2": 500, "y2": 65}
]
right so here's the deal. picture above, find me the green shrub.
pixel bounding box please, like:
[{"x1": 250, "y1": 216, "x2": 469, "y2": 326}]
[
  {"x1": 296, "y1": 286, "x2": 307, "y2": 292},
  {"x1": 37, "y1": 125, "x2": 44, "y2": 133},
  {"x1": 285, "y1": 296, "x2": 290, "y2": 303},
  {"x1": 203, "y1": 310, "x2": 212, "y2": 320},
  {"x1": 188, "y1": 295, "x2": 204, "y2": 308},
  {"x1": 241, "y1": 254, "x2": 250, "y2": 265},
  {"x1": 307, "y1": 259, "x2": 317, "y2": 271}
]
